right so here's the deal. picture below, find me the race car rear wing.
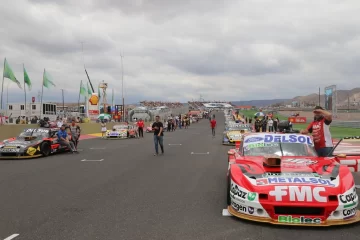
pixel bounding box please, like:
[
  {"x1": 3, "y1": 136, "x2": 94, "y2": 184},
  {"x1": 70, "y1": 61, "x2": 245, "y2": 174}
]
[{"x1": 328, "y1": 136, "x2": 360, "y2": 157}]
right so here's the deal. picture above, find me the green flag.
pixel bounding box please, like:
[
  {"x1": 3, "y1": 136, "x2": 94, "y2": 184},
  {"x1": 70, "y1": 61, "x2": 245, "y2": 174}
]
[
  {"x1": 80, "y1": 81, "x2": 86, "y2": 96},
  {"x1": 23, "y1": 65, "x2": 32, "y2": 91},
  {"x1": 3, "y1": 58, "x2": 22, "y2": 89},
  {"x1": 43, "y1": 69, "x2": 56, "y2": 88},
  {"x1": 87, "y1": 82, "x2": 92, "y2": 96}
]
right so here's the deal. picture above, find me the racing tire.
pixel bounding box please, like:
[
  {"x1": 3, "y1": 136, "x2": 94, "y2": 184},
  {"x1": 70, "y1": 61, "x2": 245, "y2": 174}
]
[
  {"x1": 40, "y1": 142, "x2": 51, "y2": 157},
  {"x1": 226, "y1": 174, "x2": 231, "y2": 205}
]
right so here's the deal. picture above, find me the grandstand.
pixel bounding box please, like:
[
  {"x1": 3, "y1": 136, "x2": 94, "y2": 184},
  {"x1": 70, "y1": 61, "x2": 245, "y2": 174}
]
[
  {"x1": 140, "y1": 101, "x2": 183, "y2": 108},
  {"x1": 188, "y1": 101, "x2": 233, "y2": 110}
]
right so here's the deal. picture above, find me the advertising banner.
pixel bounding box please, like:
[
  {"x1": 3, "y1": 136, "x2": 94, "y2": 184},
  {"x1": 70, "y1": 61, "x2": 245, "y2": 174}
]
[
  {"x1": 288, "y1": 117, "x2": 307, "y2": 123},
  {"x1": 324, "y1": 85, "x2": 337, "y2": 115},
  {"x1": 88, "y1": 93, "x2": 100, "y2": 121}
]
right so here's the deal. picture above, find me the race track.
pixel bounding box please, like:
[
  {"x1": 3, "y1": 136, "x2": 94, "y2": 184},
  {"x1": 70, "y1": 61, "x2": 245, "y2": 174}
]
[{"x1": 0, "y1": 114, "x2": 360, "y2": 240}]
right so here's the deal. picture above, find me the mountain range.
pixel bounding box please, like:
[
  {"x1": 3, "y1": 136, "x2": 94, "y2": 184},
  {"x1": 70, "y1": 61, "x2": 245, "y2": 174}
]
[{"x1": 231, "y1": 88, "x2": 360, "y2": 107}]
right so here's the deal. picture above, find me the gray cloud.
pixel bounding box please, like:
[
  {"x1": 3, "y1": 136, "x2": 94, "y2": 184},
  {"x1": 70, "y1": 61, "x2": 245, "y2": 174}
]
[{"x1": 0, "y1": 0, "x2": 360, "y2": 105}]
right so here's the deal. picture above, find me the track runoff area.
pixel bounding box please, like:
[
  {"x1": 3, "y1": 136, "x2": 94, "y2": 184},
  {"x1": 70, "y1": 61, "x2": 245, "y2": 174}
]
[{"x1": 0, "y1": 114, "x2": 359, "y2": 240}]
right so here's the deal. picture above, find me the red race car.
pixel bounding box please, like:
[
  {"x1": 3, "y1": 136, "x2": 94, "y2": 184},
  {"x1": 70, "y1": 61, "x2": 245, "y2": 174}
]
[{"x1": 226, "y1": 132, "x2": 360, "y2": 226}]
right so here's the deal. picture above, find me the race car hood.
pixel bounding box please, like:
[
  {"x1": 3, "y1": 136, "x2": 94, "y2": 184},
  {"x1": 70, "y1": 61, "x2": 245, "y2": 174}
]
[
  {"x1": 1, "y1": 138, "x2": 40, "y2": 149},
  {"x1": 230, "y1": 156, "x2": 354, "y2": 197},
  {"x1": 226, "y1": 131, "x2": 243, "y2": 140}
]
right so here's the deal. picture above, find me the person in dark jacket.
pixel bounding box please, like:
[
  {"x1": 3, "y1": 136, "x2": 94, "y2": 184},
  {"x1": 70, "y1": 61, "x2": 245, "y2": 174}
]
[{"x1": 254, "y1": 116, "x2": 261, "y2": 132}]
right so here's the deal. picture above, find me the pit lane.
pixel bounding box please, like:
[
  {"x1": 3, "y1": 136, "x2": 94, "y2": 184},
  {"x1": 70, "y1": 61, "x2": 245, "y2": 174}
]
[{"x1": 0, "y1": 115, "x2": 359, "y2": 240}]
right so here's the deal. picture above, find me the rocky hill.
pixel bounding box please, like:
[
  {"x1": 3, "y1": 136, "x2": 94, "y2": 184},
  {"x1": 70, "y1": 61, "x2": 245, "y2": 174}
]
[{"x1": 288, "y1": 88, "x2": 360, "y2": 107}]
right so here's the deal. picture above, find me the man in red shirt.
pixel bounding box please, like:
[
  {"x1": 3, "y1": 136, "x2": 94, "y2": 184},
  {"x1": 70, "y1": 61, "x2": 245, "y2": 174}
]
[
  {"x1": 210, "y1": 117, "x2": 217, "y2": 137},
  {"x1": 137, "y1": 118, "x2": 145, "y2": 138},
  {"x1": 300, "y1": 106, "x2": 333, "y2": 157}
]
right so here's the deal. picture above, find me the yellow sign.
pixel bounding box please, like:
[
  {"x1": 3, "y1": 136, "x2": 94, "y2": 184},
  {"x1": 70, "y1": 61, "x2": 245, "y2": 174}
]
[
  {"x1": 27, "y1": 147, "x2": 37, "y2": 156},
  {"x1": 89, "y1": 94, "x2": 99, "y2": 105}
]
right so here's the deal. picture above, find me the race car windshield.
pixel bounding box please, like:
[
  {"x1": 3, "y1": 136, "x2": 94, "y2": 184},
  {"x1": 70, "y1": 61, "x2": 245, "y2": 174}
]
[
  {"x1": 18, "y1": 130, "x2": 48, "y2": 139},
  {"x1": 227, "y1": 127, "x2": 251, "y2": 131},
  {"x1": 243, "y1": 134, "x2": 317, "y2": 157},
  {"x1": 243, "y1": 142, "x2": 317, "y2": 157},
  {"x1": 113, "y1": 125, "x2": 128, "y2": 129}
]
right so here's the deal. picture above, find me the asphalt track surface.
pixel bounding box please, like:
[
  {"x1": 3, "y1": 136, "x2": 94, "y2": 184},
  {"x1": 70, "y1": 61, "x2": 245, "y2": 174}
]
[{"x1": 0, "y1": 114, "x2": 360, "y2": 240}]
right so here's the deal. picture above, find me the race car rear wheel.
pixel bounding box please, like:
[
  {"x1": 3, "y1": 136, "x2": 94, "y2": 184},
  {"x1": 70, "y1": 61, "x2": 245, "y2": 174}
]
[
  {"x1": 226, "y1": 175, "x2": 231, "y2": 205},
  {"x1": 40, "y1": 142, "x2": 51, "y2": 156}
]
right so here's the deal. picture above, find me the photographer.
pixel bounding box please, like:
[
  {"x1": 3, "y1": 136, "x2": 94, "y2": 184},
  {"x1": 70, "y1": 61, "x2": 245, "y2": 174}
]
[{"x1": 300, "y1": 106, "x2": 333, "y2": 157}]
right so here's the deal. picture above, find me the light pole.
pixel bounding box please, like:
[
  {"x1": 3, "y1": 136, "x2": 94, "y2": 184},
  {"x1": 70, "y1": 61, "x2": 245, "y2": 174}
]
[
  {"x1": 61, "y1": 89, "x2": 65, "y2": 118},
  {"x1": 120, "y1": 53, "x2": 125, "y2": 121}
]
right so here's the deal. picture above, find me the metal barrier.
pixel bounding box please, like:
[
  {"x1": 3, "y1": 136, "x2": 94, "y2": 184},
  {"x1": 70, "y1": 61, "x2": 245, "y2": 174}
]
[{"x1": 330, "y1": 121, "x2": 360, "y2": 128}]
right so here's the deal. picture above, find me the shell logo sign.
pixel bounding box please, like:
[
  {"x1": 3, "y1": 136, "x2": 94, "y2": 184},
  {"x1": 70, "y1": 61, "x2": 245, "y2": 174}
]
[{"x1": 89, "y1": 94, "x2": 99, "y2": 105}]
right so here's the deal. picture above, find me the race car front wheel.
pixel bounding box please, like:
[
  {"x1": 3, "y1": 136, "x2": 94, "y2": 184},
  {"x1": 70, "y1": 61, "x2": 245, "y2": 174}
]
[{"x1": 40, "y1": 142, "x2": 51, "y2": 156}]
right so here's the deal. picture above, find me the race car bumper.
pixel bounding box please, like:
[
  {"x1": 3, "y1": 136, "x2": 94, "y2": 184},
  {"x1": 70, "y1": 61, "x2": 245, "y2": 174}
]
[
  {"x1": 227, "y1": 206, "x2": 360, "y2": 227},
  {"x1": 0, "y1": 154, "x2": 43, "y2": 159},
  {"x1": 104, "y1": 136, "x2": 128, "y2": 140}
]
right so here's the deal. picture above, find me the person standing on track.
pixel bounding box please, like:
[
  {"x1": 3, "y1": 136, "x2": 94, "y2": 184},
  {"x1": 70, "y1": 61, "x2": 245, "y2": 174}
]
[
  {"x1": 210, "y1": 117, "x2": 216, "y2": 137},
  {"x1": 137, "y1": 118, "x2": 145, "y2": 137},
  {"x1": 152, "y1": 115, "x2": 164, "y2": 156},
  {"x1": 300, "y1": 106, "x2": 333, "y2": 157},
  {"x1": 68, "y1": 119, "x2": 81, "y2": 149}
]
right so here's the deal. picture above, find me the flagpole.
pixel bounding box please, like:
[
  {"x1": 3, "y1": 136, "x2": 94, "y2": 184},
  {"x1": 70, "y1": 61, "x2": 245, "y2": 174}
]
[
  {"x1": 1, "y1": 58, "x2": 5, "y2": 110},
  {"x1": 40, "y1": 69, "x2": 45, "y2": 119},
  {"x1": 23, "y1": 64, "x2": 26, "y2": 117},
  {"x1": 78, "y1": 80, "x2": 81, "y2": 116}
]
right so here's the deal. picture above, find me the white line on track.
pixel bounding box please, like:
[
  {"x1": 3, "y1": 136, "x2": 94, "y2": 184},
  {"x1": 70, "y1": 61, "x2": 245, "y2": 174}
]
[
  {"x1": 4, "y1": 234, "x2": 19, "y2": 240},
  {"x1": 89, "y1": 147, "x2": 106, "y2": 150},
  {"x1": 81, "y1": 159, "x2": 104, "y2": 162},
  {"x1": 168, "y1": 144, "x2": 182, "y2": 146},
  {"x1": 191, "y1": 152, "x2": 210, "y2": 155},
  {"x1": 222, "y1": 209, "x2": 231, "y2": 216}
]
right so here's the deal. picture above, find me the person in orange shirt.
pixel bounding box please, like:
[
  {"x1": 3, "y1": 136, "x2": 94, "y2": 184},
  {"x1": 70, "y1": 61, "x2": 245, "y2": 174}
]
[{"x1": 137, "y1": 118, "x2": 145, "y2": 138}]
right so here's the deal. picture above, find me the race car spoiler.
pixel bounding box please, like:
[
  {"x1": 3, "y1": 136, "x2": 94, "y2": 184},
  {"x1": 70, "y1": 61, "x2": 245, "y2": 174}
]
[{"x1": 328, "y1": 136, "x2": 360, "y2": 157}]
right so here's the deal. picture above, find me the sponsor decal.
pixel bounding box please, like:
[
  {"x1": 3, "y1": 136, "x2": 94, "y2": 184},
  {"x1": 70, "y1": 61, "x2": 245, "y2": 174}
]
[
  {"x1": 248, "y1": 206, "x2": 255, "y2": 214},
  {"x1": 256, "y1": 179, "x2": 268, "y2": 185},
  {"x1": 0, "y1": 148, "x2": 20, "y2": 152},
  {"x1": 244, "y1": 137, "x2": 264, "y2": 143},
  {"x1": 25, "y1": 128, "x2": 49, "y2": 133},
  {"x1": 257, "y1": 177, "x2": 334, "y2": 187},
  {"x1": 26, "y1": 147, "x2": 37, "y2": 156},
  {"x1": 343, "y1": 207, "x2": 357, "y2": 219},
  {"x1": 282, "y1": 159, "x2": 318, "y2": 166},
  {"x1": 344, "y1": 136, "x2": 360, "y2": 140},
  {"x1": 339, "y1": 186, "x2": 358, "y2": 208},
  {"x1": 278, "y1": 215, "x2": 321, "y2": 224},
  {"x1": 230, "y1": 183, "x2": 247, "y2": 199},
  {"x1": 230, "y1": 182, "x2": 256, "y2": 202},
  {"x1": 269, "y1": 186, "x2": 327, "y2": 202},
  {"x1": 262, "y1": 172, "x2": 319, "y2": 178},
  {"x1": 231, "y1": 202, "x2": 247, "y2": 213},
  {"x1": 264, "y1": 135, "x2": 313, "y2": 145},
  {"x1": 247, "y1": 192, "x2": 256, "y2": 201},
  {"x1": 245, "y1": 142, "x2": 279, "y2": 149}
]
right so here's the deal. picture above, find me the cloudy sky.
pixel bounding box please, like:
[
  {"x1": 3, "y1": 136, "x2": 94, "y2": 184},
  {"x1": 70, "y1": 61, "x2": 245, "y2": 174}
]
[{"x1": 1, "y1": 0, "x2": 360, "y2": 105}]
